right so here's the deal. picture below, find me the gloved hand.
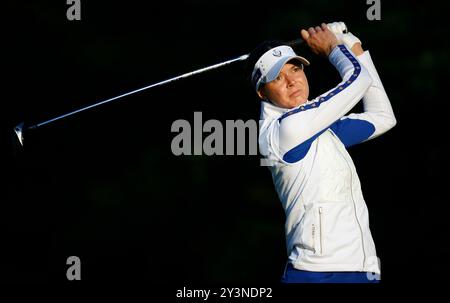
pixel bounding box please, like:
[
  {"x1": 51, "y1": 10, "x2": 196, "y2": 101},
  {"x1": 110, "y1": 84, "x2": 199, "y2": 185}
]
[
  {"x1": 327, "y1": 21, "x2": 362, "y2": 50},
  {"x1": 327, "y1": 22, "x2": 347, "y2": 35}
]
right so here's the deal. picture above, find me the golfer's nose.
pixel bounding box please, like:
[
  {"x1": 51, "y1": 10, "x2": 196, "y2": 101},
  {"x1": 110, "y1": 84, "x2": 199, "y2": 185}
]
[{"x1": 286, "y1": 74, "x2": 296, "y2": 87}]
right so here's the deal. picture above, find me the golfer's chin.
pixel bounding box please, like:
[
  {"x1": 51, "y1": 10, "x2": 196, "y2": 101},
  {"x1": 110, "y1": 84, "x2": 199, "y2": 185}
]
[{"x1": 283, "y1": 96, "x2": 308, "y2": 109}]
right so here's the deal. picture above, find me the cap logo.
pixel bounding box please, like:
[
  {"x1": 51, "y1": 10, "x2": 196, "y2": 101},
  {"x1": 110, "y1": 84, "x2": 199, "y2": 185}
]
[{"x1": 272, "y1": 49, "x2": 282, "y2": 57}]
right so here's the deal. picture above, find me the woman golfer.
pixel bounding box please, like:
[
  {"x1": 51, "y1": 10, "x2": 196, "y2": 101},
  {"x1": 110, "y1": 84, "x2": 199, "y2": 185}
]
[{"x1": 248, "y1": 22, "x2": 396, "y2": 283}]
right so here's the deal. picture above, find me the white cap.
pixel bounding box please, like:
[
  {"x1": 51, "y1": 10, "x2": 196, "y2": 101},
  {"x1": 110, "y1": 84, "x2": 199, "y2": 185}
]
[{"x1": 251, "y1": 45, "x2": 310, "y2": 91}]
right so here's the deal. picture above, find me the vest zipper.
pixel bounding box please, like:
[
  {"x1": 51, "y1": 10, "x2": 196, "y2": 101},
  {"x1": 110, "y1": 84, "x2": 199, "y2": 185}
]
[{"x1": 338, "y1": 149, "x2": 366, "y2": 268}]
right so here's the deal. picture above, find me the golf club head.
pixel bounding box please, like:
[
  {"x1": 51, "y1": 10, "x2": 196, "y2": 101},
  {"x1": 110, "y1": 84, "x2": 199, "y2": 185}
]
[{"x1": 14, "y1": 122, "x2": 25, "y2": 146}]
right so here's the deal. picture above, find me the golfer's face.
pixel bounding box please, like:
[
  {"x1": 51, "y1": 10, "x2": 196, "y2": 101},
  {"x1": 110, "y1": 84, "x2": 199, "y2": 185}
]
[{"x1": 259, "y1": 62, "x2": 309, "y2": 109}]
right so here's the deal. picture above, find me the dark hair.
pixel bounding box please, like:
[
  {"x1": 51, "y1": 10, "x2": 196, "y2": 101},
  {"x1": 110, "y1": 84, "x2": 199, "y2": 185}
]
[{"x1": 244, "y1": 40, "x2": 286, "y2": 92}]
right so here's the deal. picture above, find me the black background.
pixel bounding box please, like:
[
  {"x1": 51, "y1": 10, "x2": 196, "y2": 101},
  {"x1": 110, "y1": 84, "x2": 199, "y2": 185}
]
[{"x1": 2, "y1": 0, "x2": 449, "y2": 293}]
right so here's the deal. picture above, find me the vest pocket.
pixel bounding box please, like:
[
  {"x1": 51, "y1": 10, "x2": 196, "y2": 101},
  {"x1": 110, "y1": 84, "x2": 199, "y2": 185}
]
[
  {"x1": 309, "y1": 206, "x2": 324, "y2": 255},
  {"x1": 314, "y1": 201, "x2": 360, "y2": 260},
  {"x1": 298, "y1": 203, "x2": 354, "y2": 256},
  {"x1": 296, "y1": 204, "x2": 324, "y2": 255}
]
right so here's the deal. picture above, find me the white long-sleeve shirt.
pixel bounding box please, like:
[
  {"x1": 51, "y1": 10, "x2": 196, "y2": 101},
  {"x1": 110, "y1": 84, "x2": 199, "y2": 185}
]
[{"x1": 259, "y1": 44, "x2": 396, "y2": 274}]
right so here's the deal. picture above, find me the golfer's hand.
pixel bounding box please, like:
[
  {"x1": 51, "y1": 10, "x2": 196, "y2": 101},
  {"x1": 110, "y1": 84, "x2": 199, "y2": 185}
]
[{"x1": 300, "y1": 23, "x2": 338, "y2": 57}]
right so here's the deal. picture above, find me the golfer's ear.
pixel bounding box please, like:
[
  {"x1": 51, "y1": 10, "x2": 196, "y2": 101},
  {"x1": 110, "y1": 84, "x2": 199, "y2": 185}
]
[{"x1": 257, "y1": 88, "x2": 266, "y2": 100}]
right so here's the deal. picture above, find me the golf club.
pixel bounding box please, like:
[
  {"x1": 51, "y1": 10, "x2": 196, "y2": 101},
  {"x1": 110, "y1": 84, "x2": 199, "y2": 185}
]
[{"x1": 13, "y1": 38, "x2": 308, "y2": 146}]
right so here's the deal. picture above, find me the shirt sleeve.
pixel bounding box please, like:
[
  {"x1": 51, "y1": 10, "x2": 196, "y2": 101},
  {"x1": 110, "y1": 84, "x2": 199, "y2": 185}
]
[
  {"x1": 267, "y1": 44, "x2": 373, "y2": 164},
  {"x1": 329, "y1": 50, "x2": 397, "y2": 147}
]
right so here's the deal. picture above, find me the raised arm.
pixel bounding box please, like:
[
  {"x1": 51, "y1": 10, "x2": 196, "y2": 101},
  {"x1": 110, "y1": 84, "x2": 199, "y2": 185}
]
[
  {"x1": 326, "y1": 30, "x2": 397, "y2": 147},
  {"x1": 268, "y1": 24, "x2": 373, "y2": 163}
]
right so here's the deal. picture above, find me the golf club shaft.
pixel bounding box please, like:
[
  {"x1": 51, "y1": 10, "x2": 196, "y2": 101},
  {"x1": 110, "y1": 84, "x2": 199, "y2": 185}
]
[
  {"x1": 25, "y1": 38, "x2": 304, "y2": 131},
  {"x1": 28, "y1": 54, "x2": 250, "y2": 130}
]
